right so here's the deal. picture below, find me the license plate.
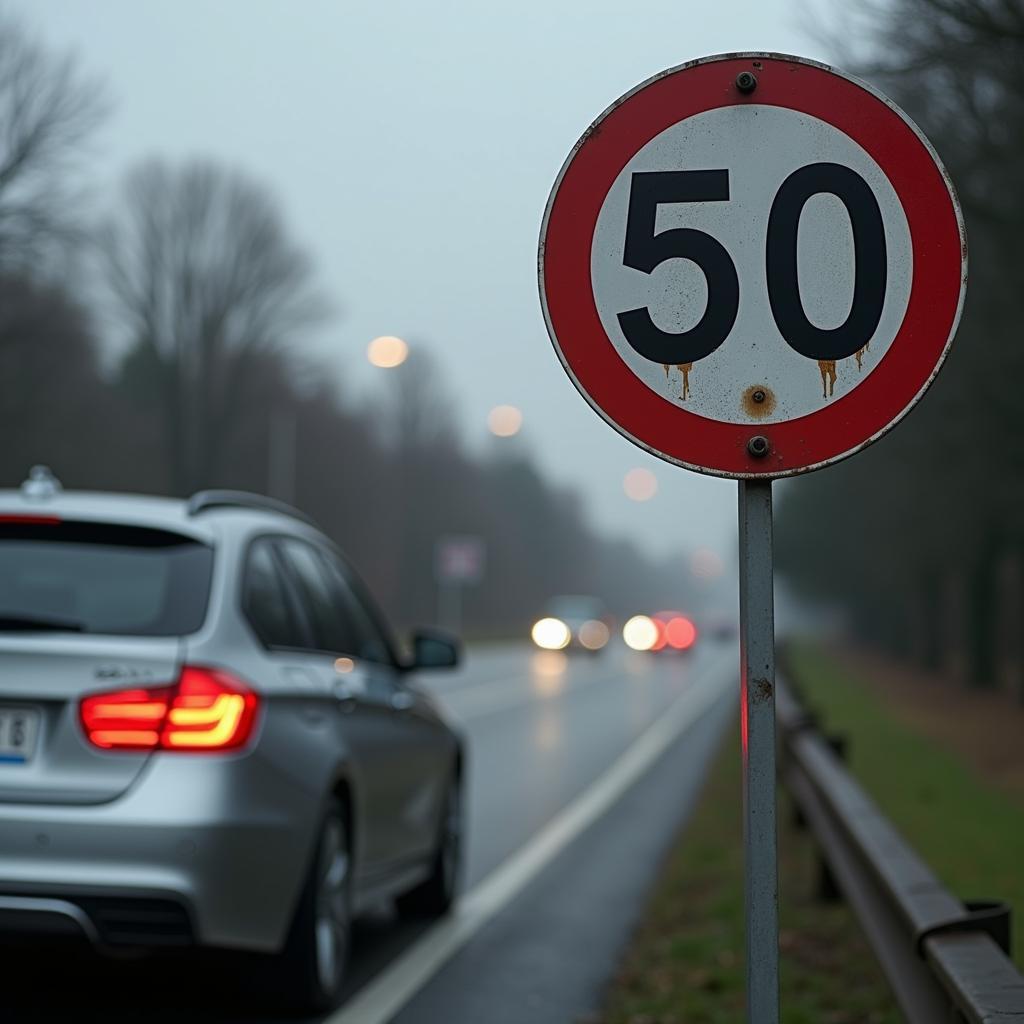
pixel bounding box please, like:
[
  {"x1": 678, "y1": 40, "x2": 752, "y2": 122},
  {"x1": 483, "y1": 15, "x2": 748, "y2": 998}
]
[{"x1": 0, "y1": 707, "x2": 40, "y2": 764}]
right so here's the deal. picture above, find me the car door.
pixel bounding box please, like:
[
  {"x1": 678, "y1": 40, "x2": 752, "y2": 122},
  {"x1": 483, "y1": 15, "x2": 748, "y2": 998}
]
[
  {"x1": 237, "y1": 537, "x2": 340, "y2": 801},
  {"x1": 317, "y1": 548, "x2": 452, "y2": 863},
  {"x1": 274, "y1": 536, "x2": 418, "y2": 878}
]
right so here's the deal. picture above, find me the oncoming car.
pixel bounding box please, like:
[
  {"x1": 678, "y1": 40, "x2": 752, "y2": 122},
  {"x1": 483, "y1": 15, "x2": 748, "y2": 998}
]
[
  {"x1": 531, "y1": 595, "x2": 611, "y2": 653},
  {"x1": 0, "y1": 471, "x2": 464, "y2": 1012},
  {"x1": 622, "y1": 610, "x2": 698, "y2": 653}
]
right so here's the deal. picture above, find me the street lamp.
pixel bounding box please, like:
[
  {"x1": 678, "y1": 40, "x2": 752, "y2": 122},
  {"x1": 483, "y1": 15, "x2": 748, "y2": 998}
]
[
  {"x1": 367, "y1": 336, "x2": 409, "y2": 368},
  {"x1": 488, "y1": 404, "x2": 523, "y2": 437}
]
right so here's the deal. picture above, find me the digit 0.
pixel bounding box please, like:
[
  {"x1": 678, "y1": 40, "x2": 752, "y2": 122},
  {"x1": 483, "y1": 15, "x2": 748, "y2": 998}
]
[{"x1": 766, "y1": 162, "x2": 887, "y2": 361}]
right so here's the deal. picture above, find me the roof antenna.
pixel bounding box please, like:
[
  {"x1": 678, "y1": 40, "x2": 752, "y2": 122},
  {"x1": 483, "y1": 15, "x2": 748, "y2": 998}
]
[{"x1": 21, "y1": 465, "x2": 63, "y2": 500}]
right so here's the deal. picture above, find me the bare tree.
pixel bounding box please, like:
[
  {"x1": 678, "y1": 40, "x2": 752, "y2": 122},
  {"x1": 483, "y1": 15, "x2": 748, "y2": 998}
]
[
  {"x1": 0, "y1": 13, "x2": 105, "y2": 268},
  {"x1": 102, "y1": 160, "x2": 328, "y2": 493},
  {"x1": 780, "y1": 0, "x2": 1024, "y2": 691}
]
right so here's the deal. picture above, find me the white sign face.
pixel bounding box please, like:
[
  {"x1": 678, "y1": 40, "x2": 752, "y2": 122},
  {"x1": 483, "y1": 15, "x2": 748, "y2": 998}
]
[
  {"x1": 540, "y1": 53, "x2": 966, "y2": 478},
  {"x1": 590, "y1": 105, "x2": 913, "y2": 423}
]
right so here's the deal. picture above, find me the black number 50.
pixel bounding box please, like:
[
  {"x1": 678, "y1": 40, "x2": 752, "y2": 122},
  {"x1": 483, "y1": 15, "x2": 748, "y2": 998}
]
[{"x1": 616, "y1": 163, "x2": 887, "y2": 365}]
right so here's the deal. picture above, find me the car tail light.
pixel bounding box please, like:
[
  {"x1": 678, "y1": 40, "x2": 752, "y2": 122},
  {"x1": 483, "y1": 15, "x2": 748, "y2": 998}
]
[
  {"x1": 650, "y1": 617, "x2": 668, "y2": 652},
  {"x1": 665, "y1": 616, "x2": 697, "y2": 650},
  {"x1": 162, "y1": 667, "x2": 258, "y2": 750},
  {"x1": 80, "y1": 686, "x2": 173, "y2": 750},
  {"x1": 81, "y1": 667, "x2": 258, "y2": 753}
]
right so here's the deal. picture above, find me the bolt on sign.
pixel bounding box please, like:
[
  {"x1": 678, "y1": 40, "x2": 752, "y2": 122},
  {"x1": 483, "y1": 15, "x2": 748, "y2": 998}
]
[
  {"x1": 538, "y1": 52, "x2": 966, "y2": 1024},
  {"x1": 539, "y1": 52, "x2": 966, "y2": 478}
]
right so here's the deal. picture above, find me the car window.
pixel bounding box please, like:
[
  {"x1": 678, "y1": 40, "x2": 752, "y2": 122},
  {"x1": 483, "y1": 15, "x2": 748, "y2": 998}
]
[
  {"x1": 242, "y1": 539, "x2": 305, "y2": 649},
  {"x1": 277, "y1": 538, "x2": 364, "y2": 656},
  {"x1": 0, "y1": 521, "x2": 212, "y2": 636},
  {"x1": 317, "y1": 550, "x2": 395, "y2": 667}
]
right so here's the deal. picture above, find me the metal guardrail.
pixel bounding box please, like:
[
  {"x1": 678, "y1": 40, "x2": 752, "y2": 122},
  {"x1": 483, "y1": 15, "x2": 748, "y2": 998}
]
[{"x1": 776, "y1": 675, "x2": 1024, "y2": 1022}]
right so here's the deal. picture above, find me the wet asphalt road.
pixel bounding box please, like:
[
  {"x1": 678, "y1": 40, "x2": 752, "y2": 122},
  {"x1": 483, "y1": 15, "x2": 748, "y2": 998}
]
[{"x1": 2, "y1": 637, "x2": 736, "y2": 1023}]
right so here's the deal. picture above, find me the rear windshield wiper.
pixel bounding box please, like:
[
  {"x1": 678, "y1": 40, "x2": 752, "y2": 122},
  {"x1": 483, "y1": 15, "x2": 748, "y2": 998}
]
[{"x1": 0, "y1": 615, "x2": 85, "y2": 632}]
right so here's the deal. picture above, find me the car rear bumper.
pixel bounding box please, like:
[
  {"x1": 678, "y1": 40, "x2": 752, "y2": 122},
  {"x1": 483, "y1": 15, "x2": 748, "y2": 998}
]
[
  {"x1": 0, "y1": 893, "x2": 193, "y2": 947},
  {"x1": 0, "y1": 754, "x2": 320, "y2": 953}
]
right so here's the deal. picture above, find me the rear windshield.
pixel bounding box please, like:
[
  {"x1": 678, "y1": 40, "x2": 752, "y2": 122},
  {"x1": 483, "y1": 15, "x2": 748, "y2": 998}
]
[
  {"x1": 0, "y1": 520, "x2": 213, "y2": 636},
  {"x1": 548, "y1": 596, "x2": 606, "y2": 621}
]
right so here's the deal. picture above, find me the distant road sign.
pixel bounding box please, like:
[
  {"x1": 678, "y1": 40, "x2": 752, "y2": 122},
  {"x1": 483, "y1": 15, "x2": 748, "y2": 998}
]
[
  {"x1": 539, "y1": 52, "x2": 966, "y2": 478},
  {"x1": 435, "y1": 535, "x2": 485, "y2": 585}
]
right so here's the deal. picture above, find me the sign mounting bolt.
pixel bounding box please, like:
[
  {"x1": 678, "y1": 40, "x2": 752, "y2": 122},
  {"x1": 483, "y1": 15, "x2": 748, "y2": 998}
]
[
  {"x1": 752, "y1": 389, "x2": 766, "y2": 403},
  {"x1": 747, "y1": 435, "x2": 770, "y2": 458},
  {"x1": 736, "y1": 71, "x2": 758, "y2": 94}
]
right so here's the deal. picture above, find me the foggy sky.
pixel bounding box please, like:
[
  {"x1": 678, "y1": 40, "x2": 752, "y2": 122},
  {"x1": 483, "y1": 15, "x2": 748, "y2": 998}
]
[{"x1": 18, "y1": 0, "x2": 835, "y2": 564}]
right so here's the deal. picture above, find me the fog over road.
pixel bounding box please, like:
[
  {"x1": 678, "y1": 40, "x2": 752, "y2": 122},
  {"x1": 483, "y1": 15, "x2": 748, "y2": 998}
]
[{"x1": 7, "y1": 638, "x2": 736, "y2": 1023}]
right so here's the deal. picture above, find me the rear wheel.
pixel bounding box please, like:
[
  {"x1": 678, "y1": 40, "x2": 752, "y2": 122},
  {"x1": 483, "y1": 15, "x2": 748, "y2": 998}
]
[
  {"x1": 261, "y1": 800, "x2": 352, "y2": 1013},
  {"x1": 395, "y1": 777, "x2": 462, "y2": 918}
]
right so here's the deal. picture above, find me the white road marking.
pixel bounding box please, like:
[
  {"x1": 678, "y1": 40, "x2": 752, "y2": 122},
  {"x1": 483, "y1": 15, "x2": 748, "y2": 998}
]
[{"x1": 327, "y1": 653, "x2": 735, "y2": 1024}]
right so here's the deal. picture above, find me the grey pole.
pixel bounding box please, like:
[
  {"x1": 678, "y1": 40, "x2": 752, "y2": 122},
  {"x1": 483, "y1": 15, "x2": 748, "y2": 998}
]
[
  {"x1": 738, "y1": 478, "x2": 779, "y2": 1023},
  {"x1": 437, "y1": 580, "x2": 462, "y2": 634}
]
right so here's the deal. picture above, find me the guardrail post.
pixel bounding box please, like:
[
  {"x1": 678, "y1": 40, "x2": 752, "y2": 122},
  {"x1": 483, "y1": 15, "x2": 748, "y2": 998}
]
[{"x1": 816, "y1": 733, "x2": 848, "y2": 902}]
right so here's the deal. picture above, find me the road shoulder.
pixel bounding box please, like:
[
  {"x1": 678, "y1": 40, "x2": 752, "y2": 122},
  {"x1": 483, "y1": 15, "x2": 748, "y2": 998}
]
[{"x1": 387, "y1": 691, "x2": 735, "y2": 1024}]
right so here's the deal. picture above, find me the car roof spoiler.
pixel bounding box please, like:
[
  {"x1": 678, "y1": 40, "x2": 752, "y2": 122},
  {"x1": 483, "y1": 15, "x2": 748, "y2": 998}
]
[{"x1": 186, "y1": 490, "x2": 318, "y2": 528}]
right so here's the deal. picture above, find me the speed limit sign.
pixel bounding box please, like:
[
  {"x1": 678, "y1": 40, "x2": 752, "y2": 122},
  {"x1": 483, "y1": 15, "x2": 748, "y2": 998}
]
[
  {"x1": 539, "y1": 52, "x2": 966, "y2": 478},
  {"x1": 538, "y1": 51, "x2": 966, "y2": 1024}
]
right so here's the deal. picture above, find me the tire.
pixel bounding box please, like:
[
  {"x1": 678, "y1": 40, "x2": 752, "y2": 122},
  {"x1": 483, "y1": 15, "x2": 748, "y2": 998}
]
[
  {"x1": 259, "y1": 799, "x2": 352, "y2": 1014},
  {"x1": 395, "y1": 776, "x2": 462, "y2": 919}
]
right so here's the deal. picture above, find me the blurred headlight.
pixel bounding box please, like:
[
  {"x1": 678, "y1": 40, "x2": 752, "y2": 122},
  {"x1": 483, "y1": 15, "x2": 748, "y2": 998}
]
[
  {"x1": 578, "y1": 619, "x2": 610, "y2": 650},
  {"x1": 623, "y1": 614, "x2": 658, "y2": 652},
  {"x1": 532, "y1": 617, "x2": 571, "y2": 650}
]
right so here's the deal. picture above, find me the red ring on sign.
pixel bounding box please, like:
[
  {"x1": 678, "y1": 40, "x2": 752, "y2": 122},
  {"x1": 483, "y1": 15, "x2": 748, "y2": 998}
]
[{"x1": 539, "y1": 53, "x2": 965, "y2": 477}]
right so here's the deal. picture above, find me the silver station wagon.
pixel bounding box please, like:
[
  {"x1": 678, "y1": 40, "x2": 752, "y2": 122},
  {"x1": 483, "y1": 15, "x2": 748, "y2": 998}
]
[{"x1": 0, "y1": 469, "x2": 464, "y2": 1011}]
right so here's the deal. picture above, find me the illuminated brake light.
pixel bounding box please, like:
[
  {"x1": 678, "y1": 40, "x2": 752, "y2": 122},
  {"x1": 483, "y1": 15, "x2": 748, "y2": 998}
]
[
  {"x1": 650, "y1": 617, "x2": 668, "y2": 652},
  {"x1": 666, "y1": 616, "x2": 697, "y2": 650},
  {"x1": 80, "y1": 668, "x2": 258, "y2": 753},
  {"x1": 80, "y1": 687, "x2": 171, "y2": 750},
  {"x1": 162, "y1": 667, "x2": 256, "y2": 750}
]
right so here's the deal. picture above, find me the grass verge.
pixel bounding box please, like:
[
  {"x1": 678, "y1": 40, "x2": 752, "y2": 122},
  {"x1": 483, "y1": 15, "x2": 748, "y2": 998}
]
[
  {"x1": 597, "y1": 722, "x2": 898, "y2": 1023},
  {"x1": 600, "y1": 638, "x2": 1024, "y2": 1022},
  {"x1": 786, "y1": 641, "x2": 1024, "y2": 965}
]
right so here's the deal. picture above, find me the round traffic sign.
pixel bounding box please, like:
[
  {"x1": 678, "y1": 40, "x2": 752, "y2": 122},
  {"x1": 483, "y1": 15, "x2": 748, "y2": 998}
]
[{"x1": 539, "y1": 52, "x2": 966, "y2": 478}]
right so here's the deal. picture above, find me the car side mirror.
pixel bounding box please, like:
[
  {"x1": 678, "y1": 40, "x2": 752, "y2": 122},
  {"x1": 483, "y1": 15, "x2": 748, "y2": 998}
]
[{"x1": 410, "y1": 629, "x2": 460, "y2": 670}]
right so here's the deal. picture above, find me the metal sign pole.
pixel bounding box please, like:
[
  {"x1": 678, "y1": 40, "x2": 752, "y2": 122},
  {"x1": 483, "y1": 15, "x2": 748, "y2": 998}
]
[{"x1": 738, "y1": 478, "x2": 779, "y2": 1024}]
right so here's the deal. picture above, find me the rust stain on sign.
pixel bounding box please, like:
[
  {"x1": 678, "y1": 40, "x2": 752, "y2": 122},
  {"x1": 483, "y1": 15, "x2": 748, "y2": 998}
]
[
  {"x1": 855, "y1": 340, "x2": 871, "y2": 371},
  {"x1": 742, "y1": 384, "x2": 777, "y2": 419},
  {"x1": 663, "y1": 362, "x2": 693, "y2": 401},
  {"x1": 817, "y1": 360, "x2": 837, "y2": 398},
  {"x1": 678, "y1": 363, "x2": 692, "y2": 400}
]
